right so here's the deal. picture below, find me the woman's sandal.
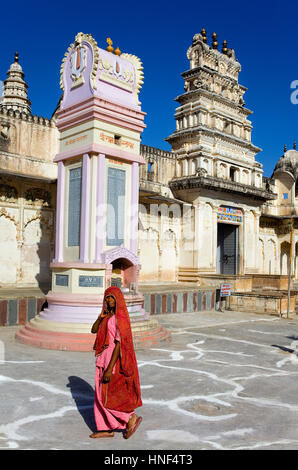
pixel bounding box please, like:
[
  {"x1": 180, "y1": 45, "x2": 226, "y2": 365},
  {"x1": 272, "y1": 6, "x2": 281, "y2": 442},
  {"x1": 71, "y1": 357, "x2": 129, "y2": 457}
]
[
  {"x1": 123, "y1": 416, "x2": 143, "y2": 440},
  {"x1": 89, "y1": 431, "x2": 114, "y2": 438}
]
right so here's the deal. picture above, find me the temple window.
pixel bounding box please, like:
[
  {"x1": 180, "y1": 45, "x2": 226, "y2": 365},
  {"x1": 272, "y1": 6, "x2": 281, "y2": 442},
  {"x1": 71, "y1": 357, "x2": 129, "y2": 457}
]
[
  {"x1": 147, "y1": 161, "x2": 154, "y2": 181},
  {"x1": 219, "y1": 163, "x2": 227, "y2": 179},
  {"x1": 203, "y1": 159, "x2": 209, "y2": 172},
  {"x1": 190, "y1": 159, "x2": 196, "y2": 174},
  {"x1": 230, "y1": 167, "x2": 237, "y2": 182},
  {"x1": 242, "y1": 170, "x2": 249, "y2": 185}
]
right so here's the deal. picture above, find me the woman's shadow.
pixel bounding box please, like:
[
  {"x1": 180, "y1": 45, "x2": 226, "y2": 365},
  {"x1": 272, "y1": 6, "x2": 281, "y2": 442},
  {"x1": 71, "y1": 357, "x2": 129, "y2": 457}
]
[{"x1": 67, "y1": 376, "x2": 96, "y2": 432}]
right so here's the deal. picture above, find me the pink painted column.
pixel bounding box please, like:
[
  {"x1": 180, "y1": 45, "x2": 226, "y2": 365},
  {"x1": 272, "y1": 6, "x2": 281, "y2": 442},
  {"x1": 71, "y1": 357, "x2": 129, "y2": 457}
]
[
  {"x1": 130, "y1": 161, "x2": 139, "y2": 254},
  {"x1": 79, "y1": 153, "x2": 91, "y2": 263},
  {"x1": 95, "y1": 153, "x2": 105, "y2": 262},
  {"x1": 54, "y1": 161, "x2": 65, "y2": 262}
]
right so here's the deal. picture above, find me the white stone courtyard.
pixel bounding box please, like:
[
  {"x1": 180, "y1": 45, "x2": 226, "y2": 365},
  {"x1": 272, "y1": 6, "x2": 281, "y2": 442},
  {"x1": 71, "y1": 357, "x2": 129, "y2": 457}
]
[{"x1": 1, "y1": 310, "x2": 298, "y2": 450}]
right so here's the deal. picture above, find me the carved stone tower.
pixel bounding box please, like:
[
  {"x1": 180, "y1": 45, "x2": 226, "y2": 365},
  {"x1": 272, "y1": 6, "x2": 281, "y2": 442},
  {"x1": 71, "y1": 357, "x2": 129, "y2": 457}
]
[
  {"x1": 166, "y1": 30, "x2": 274, "y2": 280},
  {"x1": 166, "y1": 30, "x2": 262, "y2": 185},
  {"x1": 1, "y1": 53, "x2": 31, "y2": 115}
]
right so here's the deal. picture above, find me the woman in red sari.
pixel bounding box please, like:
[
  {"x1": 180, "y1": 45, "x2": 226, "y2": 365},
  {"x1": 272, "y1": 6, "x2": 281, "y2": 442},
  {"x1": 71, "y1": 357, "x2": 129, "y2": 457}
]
[{"x1": 90, "y1": 286, "x2": 142, "y2": 439}]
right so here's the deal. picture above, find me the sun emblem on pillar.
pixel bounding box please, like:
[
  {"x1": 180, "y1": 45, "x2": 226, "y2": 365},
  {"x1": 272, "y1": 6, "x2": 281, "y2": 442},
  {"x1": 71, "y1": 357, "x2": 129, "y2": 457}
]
[{"x1": 70, "y1": 43, "x2": 87, "y2": 89}]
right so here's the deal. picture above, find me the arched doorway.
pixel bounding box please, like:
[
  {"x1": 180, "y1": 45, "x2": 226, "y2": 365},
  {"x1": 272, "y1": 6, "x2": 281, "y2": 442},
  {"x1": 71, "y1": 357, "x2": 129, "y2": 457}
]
[
  {"x1": 101, "y1": 247, "x2": 140, "y2": 292},
  {"x1": 280, "y1": 241, "x2": 290, "y2": 275},
  {"x1": 110, "y1": 257, "x2": 137, "y2": 292},
  {"x1": 265, "y1": 239, "x2": 276, "y2": 274}
]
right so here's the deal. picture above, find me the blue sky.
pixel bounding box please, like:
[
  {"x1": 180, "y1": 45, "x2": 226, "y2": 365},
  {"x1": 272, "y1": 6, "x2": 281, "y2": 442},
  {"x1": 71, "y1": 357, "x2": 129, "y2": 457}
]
[{"x1": 1, "y1": 0, "x2": 298, "y2": 177}]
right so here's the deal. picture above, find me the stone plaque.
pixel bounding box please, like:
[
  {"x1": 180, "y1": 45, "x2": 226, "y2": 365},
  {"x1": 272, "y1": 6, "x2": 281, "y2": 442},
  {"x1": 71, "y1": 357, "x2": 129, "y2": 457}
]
[
  {"x1": 68, "y1": 167, "x2": 82, "y2": 246},
  {"x1": 56, "y1": 274, "x2": 69, "y2": 286},
  {"x1": 79, "y1": 275, "x2": 103, "y2": 287},
  {"x1": 111, "y1": 277, "x2": 122, "y2": 287},
  {"x1": 106, "y1": 167, "x2": 125, "y2": 246}
]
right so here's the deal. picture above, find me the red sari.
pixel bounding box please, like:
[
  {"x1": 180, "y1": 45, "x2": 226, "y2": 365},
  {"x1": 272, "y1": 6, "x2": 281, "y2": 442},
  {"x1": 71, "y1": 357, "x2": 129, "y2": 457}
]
[{"x1": 93, "y1": 287, "x2": 142, "y2": 425}]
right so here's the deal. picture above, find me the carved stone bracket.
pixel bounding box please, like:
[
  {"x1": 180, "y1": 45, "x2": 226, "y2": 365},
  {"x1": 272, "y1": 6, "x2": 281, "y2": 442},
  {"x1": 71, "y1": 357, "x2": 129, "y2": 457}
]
[
  {"x1": 196, "y1": 168, "x2": 208, "y2": 177},
  {"x1": 0, "y1": 121, "x2": 10, "y2": 140},
  {"x1": 25, "y1": 188, "x2": 51, "y2": 207},
  {"x1": 0, "y1": 184, "x2": 18, "y2": 202}
]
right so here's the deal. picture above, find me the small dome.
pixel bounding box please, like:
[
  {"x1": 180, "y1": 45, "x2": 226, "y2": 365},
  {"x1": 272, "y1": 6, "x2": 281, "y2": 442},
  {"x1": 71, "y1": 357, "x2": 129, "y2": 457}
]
[
  {"x1": 7, "y1": 52, "x2": 23, "y2": 74},
  {"x1": 272, "y1": 149, "x2": 298, "y2": 180},
  {"x1": 7, "y1": 62, "x2": 23, "y2": 73}
]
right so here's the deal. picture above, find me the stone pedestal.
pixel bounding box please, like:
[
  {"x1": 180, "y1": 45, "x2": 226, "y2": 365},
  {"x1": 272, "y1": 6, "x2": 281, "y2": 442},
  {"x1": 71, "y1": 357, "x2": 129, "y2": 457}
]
[{"x1": 16, "y1": 291, "x2": 170, "y2": 351}]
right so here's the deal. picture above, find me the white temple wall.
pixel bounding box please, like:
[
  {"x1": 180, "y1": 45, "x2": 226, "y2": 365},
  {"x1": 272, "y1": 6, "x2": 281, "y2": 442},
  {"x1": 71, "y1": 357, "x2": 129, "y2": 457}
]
[
  {"x1": 196, "y1": 201, "x2": 214, "y2": 270},
  {"x1": 138, "y1": 207, "x2": 181, "y2": 283},
  {"x1": 0, "y1": 176, "x2": 55, "y2": 288},
  {"x1": 0, "y1": 216, "x2": 18, "y2": 284},
  {"x1": 244, "y1": 210, "x2": 257, "y2": 271},
  {"x1": 160, "y1": 229, "x2": 178, "y2": 281},
  {"x1": 22, "y1": 217, "x2": 52, "y2": 285},
  {"x1": 138, "y1": 227, "x2": 160, "y2": 282}
]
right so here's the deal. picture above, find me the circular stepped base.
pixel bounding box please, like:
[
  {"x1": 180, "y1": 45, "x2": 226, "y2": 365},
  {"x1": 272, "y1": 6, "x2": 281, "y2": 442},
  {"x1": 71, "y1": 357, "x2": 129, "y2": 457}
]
[{"x1": 15, "y1": 317, "x2": 171, "y2": 352}]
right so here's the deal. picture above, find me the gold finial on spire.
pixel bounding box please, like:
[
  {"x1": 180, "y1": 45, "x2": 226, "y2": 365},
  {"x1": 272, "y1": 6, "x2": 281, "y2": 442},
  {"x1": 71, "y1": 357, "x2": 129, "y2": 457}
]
[
  {"x1": 222, "y1": 40, "x2": 228, "y2": 54},
  {"x1": 114, "y1": 47, "x2": 121, "y2": 56},
  {"x1": 106, "y1": 38, "x2": 114, "y2": 53},
  {"x1": 201, "y1": 28, "x2": 207, "y2": 43},
  {"x1": 294, "y1": 141, "x2": 297, "y2": 150},
  {"x1": 14, "y1": 52, "x2": 19, "y2": 63},
  {"x1": 212, "y1": 32, "x2": 218, "y2": 49}
]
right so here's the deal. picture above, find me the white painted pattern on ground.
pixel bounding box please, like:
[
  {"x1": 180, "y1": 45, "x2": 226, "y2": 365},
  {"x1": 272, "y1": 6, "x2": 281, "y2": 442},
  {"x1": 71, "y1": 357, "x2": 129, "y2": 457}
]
[
  {"x1": 1, "y1": 317, "x2": 298, "y2": 449},
  {"x1": 0, "y1": 375, "x2": 70, "y2": 396},
  {"x1": 247, "y1": 329, "x2": 282, "y2": 335},
  {"x1": 0, "y1": 406, "x2": 76, "y2": 443},
  {"x1": 142, "y1": 321, "x2": 298, "y2": 449}
]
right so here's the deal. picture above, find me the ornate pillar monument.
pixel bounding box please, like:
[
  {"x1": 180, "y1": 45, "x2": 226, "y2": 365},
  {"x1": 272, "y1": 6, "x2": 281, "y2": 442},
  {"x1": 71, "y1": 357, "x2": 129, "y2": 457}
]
[{"x1": 16, "y1": 33, "x2": 170, "y2": 350}]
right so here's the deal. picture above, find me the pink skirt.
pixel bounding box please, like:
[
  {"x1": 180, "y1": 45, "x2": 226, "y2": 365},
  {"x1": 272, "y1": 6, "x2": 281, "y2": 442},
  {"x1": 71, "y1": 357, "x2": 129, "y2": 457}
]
[{"x1": 94, "y1": 366, "x2": 134, "y2": 431}]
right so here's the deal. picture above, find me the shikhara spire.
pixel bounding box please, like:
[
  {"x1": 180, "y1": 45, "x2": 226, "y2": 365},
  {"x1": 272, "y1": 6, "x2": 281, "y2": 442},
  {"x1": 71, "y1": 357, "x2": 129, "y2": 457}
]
[{"x1": 0, "y1": 52, "x2": 31, "y2": 114}]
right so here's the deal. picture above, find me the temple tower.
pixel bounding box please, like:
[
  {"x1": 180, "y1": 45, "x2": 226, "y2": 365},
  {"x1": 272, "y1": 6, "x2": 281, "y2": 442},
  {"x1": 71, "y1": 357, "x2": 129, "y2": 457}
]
[
  {"x1": 166, "y1": 30, "x2": 262, "y2": 182},
  {"x1": 1, "y1": 53, "x2": 31, "y2": 114},
  {"x1": 166, "y1": 30, "x2": 274, "y2": 281},
  {"x1": 16, "y1": 33, "x2": 170, "y2": 350}
]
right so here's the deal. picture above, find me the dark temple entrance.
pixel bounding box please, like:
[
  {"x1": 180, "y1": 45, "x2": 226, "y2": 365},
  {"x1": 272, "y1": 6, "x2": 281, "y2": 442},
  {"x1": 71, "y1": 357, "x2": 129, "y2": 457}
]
[{"x1": 217, "y1": 223, "x2": 238, "y2": 275}]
